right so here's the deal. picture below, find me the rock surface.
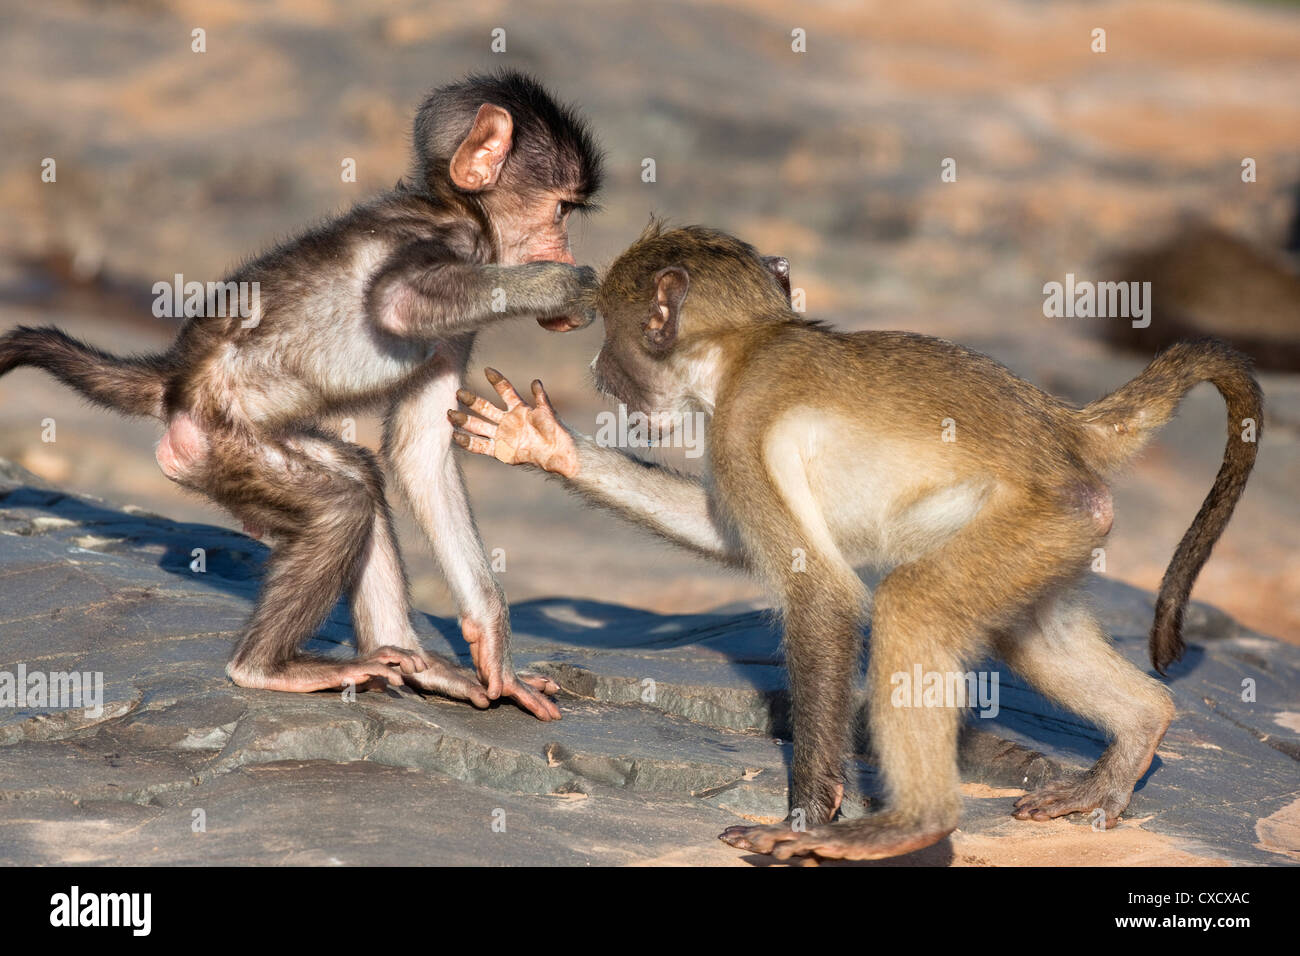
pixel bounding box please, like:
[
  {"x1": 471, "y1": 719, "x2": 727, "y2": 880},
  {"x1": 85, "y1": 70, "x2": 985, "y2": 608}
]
[{"x1": 0, "y1": 458, "x2": 1296, "y2": 866}]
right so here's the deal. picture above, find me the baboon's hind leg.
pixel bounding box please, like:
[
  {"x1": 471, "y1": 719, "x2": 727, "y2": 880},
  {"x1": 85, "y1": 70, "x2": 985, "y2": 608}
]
[
  {"x1": 728, "y1": 491, "x2": 1081, "y2": 863},
  {"x1": 996, "y1": 594, "x2": 1174, "y2": 827}
]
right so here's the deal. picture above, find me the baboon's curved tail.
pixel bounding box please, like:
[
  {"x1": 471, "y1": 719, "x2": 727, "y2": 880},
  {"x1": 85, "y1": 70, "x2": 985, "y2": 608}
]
[
  {"x1": 0, "y1": 325, "x2": 170, "y2": 419},
  {"x1": 1077, "y1": 339, "x2": 1262, "y2": 674}
]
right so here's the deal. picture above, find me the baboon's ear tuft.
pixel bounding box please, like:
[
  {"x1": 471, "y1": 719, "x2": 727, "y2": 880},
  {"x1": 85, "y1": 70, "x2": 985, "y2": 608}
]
[
  {"x1": 639, "y1": 214, "x2": 668, "y2": 244},
  {"x1": 761, "y1": 255, "x2": 792, "y2": 305}
]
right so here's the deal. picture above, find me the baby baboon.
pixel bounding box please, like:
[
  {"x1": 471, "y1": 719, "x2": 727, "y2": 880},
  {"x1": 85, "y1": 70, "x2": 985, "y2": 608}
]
[
  {"x1": 0, "y1": 71, "x2": 606, "y2": 719},
  {"x1": 452, "y1": 223, "x2": 1261, "y2": 861}
]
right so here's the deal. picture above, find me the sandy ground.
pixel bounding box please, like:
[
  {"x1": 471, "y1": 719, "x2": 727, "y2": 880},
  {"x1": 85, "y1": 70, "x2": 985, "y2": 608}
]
[{"x1": 640, "y1": 785, "x2": 1249, "y2": 866}]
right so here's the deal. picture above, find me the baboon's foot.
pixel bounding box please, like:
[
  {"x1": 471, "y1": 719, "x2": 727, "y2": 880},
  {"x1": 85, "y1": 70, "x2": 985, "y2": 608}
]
[
  {"x1": 226, "y1": 646, "x2": 426, "y2": 693},
  {"x1": 720, "y1": 812, "x2": 955, "y2": 862},
  {"x1": 1013, "y1": 770, "x2": 1133, "y2": 827},
  {"x1": 402, "y1": 652, "x2": 492, "y2": 708}
]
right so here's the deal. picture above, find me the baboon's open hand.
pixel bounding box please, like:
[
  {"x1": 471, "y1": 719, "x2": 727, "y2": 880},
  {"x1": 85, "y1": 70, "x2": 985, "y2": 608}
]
[{"x1": 450, "y1": 368, "x2": 580, "y2": 479}]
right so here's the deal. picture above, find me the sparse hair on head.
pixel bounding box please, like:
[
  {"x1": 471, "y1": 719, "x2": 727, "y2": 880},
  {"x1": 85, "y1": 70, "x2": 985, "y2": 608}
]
[
  {"x1": 410, "y1": 70, "x2": 603, "y2": 199},
  {"x1": 602, "y1": 219, "x2": 790, "y2": 320}
]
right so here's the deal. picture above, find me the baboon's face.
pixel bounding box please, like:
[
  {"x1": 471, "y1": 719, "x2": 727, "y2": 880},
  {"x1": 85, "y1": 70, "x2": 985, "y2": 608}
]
[{"x1": 589, "y1": 226, "x2": 791, "y2": 432}]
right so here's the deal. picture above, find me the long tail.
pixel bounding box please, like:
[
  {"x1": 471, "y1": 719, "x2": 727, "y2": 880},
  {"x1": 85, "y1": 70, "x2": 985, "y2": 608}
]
[
  {"x1": 1077, "y1": 338, "x2": 1262, "y2": 673},
  {"x1": 0, "y1": 325, "x2": 170, "y2": 419}
]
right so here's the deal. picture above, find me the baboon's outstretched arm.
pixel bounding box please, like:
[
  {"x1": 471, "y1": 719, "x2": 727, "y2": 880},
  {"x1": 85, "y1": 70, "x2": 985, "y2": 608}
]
[{"x1": 452, "y1": 372, "x2": 743, "y2": 567}]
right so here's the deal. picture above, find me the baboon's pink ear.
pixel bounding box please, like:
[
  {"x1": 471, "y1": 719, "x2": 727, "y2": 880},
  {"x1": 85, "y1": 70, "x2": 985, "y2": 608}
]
[
  {"x1": 449, "y1": 104, "x2": 514, "y2": 191},
  {"x1": 644, "y1": 266, "x2": 688, "y2": 353}
]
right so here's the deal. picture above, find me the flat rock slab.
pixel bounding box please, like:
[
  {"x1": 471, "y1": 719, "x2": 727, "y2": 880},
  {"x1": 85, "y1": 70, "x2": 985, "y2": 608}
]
[{"x1": 0, "y1": 459, "x2": 1296, "y2": 866}]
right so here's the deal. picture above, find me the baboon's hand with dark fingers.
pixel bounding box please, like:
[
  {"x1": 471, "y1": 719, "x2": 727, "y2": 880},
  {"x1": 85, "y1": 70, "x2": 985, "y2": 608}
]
[{"x1": 450, "y1": 368, "x2": 579, "y2": 479}]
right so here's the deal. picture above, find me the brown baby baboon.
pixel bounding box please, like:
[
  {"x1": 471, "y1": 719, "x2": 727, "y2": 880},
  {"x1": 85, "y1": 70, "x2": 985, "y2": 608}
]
[{"x1": 451, "y1": 223, "x2": 1261, "y2": 861}]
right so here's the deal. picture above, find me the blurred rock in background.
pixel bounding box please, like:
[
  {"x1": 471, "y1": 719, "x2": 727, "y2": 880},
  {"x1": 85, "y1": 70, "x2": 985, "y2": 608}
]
[{"x1": 1104, "y1": 217, "x2": 1300, "y2": 371}]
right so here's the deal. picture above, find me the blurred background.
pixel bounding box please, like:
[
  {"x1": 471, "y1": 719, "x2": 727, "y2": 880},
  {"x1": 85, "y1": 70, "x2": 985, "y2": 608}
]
[{"x1": 0, "y1": 0, "x2": 1297, "y2": 642}]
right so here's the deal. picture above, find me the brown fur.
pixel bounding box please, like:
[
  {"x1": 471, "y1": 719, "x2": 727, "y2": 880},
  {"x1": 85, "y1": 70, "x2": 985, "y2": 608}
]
[
  {"x1": 0, "y1": 326, "x2": 171, "y2": 417},
  {"x1": 557, "y1": 225, "x2": 1256, "y2": 859}
]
